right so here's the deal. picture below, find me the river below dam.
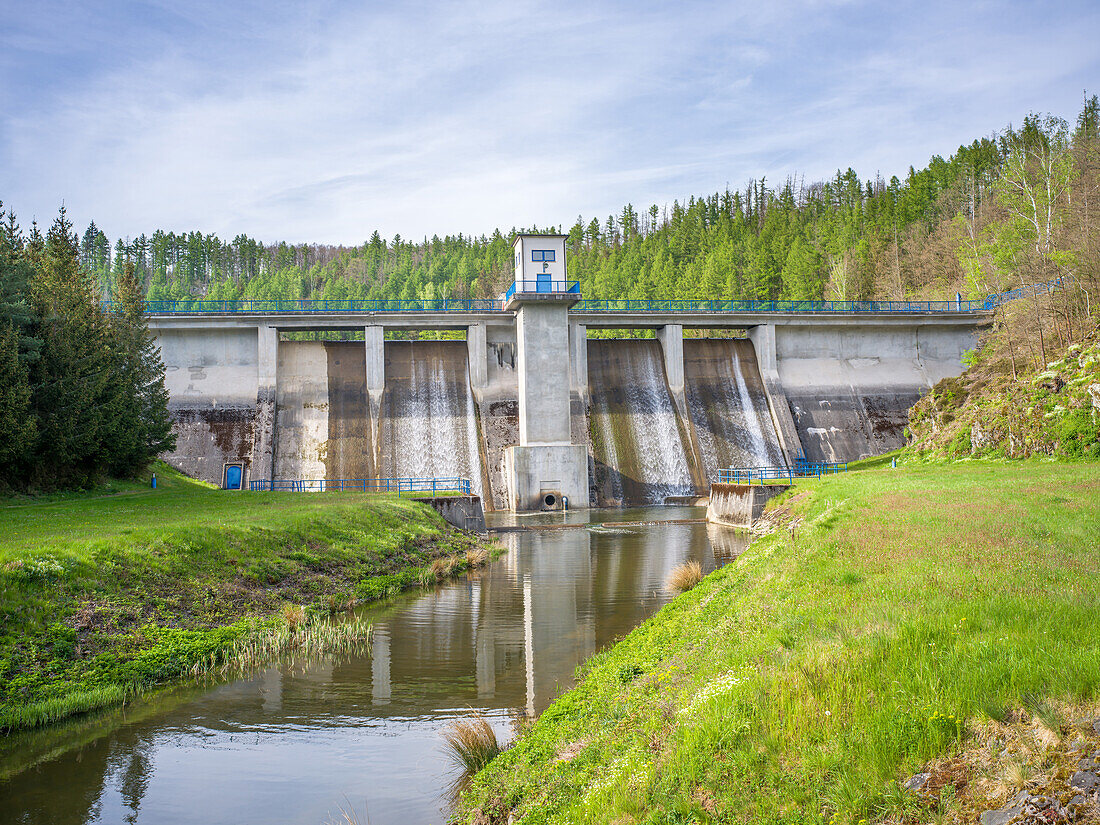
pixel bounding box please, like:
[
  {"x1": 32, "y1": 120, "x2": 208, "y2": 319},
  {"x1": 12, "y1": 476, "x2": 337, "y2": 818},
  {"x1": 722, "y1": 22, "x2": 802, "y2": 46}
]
[{"x1": 1, "y1": 506, "x2": 748, "y2": 825}]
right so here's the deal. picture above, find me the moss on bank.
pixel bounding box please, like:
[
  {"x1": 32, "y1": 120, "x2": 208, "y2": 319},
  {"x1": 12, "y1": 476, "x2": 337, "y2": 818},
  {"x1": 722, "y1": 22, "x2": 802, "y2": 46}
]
[
  {"x1": 0, "y1": 464, "x2": 498, "y2": 732},
  {"x1": 458, "y1": 459, "x2": 1100, "y2": 824}
]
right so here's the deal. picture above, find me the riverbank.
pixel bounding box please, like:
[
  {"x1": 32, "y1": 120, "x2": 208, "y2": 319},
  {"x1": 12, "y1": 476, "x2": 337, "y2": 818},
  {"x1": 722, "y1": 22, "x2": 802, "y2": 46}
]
[
  {"x1": 0, "y1": 464, "x2": 498, "y2": 732},
  {"x1": 458, "y1": 459, "x2": 1100, "y2": 824}
]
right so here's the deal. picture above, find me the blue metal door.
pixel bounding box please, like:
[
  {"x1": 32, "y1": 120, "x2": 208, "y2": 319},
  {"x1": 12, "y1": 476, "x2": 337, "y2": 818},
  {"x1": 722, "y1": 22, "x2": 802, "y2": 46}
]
[
  {"x1": 225, "y1": 465, "x2": 242, "y2": 490},
  {"x1": 536, "y1": 272, "x2": 551, "y2": 293}
]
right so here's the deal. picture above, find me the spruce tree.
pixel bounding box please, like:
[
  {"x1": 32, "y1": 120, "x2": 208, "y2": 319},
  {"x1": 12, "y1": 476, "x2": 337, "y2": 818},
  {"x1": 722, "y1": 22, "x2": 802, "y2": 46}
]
[
  {"x1": 29, "y1": 207, "x2": 113, "y2": 487},
  {"x1": 0, "y1": 322, "x2": 35, "y2": 483},
  {"x1": 104, "y1": 260, "x2": 175, "y2": 477}
]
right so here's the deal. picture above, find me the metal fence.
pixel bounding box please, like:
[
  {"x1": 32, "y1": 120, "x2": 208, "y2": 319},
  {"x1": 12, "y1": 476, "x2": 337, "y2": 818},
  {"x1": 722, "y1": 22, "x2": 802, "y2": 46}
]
[
  {"x1": 129, "y1": 298, "x2": 502, "y2": 314},
  {"x1": 120, "y1": 277, "x2": 1065, "y2": 317},
  {"x1": 575, "y1": 298, "x2": 991, "y2": 313},
  {"x1": 504, "y1": 280, "x2": 581, "y2": 300},
  {"x1": 248, "y1": 477, "x2": 472, "y2": 495},
  {"x1": 716, "y1": 461, "x2": 848, "y2": 485}
]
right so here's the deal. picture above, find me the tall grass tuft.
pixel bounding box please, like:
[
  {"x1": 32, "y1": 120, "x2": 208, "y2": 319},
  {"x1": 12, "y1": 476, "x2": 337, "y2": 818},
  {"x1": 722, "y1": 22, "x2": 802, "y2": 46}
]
[
  {"x1": 666, "y1": 560, "x2": 703, "y2": 592},
  {"x1": 442, "y1": 712, "x2": 501, "y2": 776}
]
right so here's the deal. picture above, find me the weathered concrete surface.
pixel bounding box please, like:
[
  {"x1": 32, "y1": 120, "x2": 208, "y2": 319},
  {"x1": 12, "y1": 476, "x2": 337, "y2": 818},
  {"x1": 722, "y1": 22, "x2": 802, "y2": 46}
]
[
  {"x1": 748, "y1": 324, "x2": 805, "y2": 465},
  {"x1": 516, "y1": 301, "x2": 573, "y2": 445},
  {"x1": 774, "y1": 323, "x2": 980, "y2": 462},
  {"x1": 274, "y1": 341, "x2": 329, "y2": 480},
  {"x1": 474, "y1": 325, "x2": 520, "y2": 510},
  {"x1": 467, "y1": 322, "x2": 488, "y2": 400},
  {"x1": 504, "y1": 444, "x2": 588, "y2": 511},
  {"x1": 410, "y1": 494, "x2": 486, "y2": 532},
  {"x1": 706, "y1": 482, "x2": 789, "y2": 528},
  {"x1": 157, "y1": 327, "x2": 262, "y2": 486},
  {"x1": 684, "y1": 338, "x2": 786, "y2": 479},
  {"x1": 511, "y1": 298, "x2": 590, "y2": 511},
  {"x1": 325, "y1": 342, "x2": 374, "y2": 480}
]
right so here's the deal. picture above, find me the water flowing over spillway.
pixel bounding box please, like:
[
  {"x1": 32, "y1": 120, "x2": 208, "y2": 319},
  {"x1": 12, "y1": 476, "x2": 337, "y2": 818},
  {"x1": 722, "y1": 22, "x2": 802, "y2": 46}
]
[
  {"x1": 587, "y1": 340, "x2": 695, "y2": 505},
  {"x1": 379, "y1": 341, "x2": 484, "y2": 497},
  {"x1": 684, "y1": 339, "x2": 785, "y2": 479}
]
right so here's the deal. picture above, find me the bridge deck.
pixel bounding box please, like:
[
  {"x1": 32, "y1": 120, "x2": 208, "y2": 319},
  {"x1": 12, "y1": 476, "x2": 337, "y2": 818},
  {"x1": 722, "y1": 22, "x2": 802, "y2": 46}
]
[{"x1": 146, "y1": 308, "x2": 993, "y2": 330}]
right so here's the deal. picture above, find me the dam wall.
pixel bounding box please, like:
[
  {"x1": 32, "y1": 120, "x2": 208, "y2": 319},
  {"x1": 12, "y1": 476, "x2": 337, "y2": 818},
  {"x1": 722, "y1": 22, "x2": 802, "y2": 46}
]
[
  {"x1": 151, "y1": 310, "x2": 986, "y2": 505},
  {"x1": 771, "y1": 322, "x2": 980, "y2": 462},
  {"x1": 158, "y1": 327, "x2": 270, "y2": 487}
]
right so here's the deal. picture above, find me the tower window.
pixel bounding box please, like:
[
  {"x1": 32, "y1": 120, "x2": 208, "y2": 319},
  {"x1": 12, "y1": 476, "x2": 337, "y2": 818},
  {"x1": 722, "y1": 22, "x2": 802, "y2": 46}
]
[{"x1": 531, "y1": 250, "x2": 556, "y2": 262}]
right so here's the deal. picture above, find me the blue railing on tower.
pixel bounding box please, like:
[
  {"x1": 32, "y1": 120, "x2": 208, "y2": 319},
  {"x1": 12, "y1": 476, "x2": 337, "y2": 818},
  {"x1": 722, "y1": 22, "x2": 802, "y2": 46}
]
[
  {"x1": 247, "y1": 476, "x2": 472, "y2": 495},
  {"x1": 505, "y1": 280, "x2": 581, "y2": 300}
]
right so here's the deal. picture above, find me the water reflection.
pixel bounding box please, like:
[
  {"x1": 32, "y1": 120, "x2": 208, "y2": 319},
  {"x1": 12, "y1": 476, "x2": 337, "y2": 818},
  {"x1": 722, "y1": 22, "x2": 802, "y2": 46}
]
[{"x1": 0, "y1": 507, "x2": 748, "y2": 825}]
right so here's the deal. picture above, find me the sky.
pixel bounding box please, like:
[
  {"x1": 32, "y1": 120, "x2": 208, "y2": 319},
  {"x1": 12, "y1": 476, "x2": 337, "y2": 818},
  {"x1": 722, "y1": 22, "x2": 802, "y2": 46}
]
[{"x1": 1, "y1": 0, "x2": 1098, "y2": 245}]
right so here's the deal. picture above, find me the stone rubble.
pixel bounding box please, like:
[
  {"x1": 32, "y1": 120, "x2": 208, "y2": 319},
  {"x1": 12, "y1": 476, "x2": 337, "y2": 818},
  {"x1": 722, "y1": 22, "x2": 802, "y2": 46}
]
[{"x1": 977, "y1": 733, "x2": 1100, "y2": 825}]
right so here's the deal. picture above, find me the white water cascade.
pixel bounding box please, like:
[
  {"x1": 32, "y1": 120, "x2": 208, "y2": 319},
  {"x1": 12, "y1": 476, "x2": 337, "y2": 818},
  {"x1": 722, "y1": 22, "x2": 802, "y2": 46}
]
[
  {"x1": 588, "y1": 340, "x2": 694, "y2": 504},
  {"x1": 380, "y1": 343, "x2": 484, "y2": 497},
  {"x1": 685, "y1": 338, "x2": 785, "y2": 479}
]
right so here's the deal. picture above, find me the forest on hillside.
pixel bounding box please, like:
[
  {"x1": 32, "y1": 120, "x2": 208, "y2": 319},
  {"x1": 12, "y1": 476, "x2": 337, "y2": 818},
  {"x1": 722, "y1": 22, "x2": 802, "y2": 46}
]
[{"x1": 4, "y1": 98, "x2": 1099, "y2": 316}]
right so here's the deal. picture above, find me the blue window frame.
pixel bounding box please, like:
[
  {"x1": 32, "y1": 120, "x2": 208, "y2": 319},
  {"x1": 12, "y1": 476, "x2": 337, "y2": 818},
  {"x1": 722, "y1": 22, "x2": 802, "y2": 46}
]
[{"x1": 531, "y1": 250, "x2": 556, "y2": 262}]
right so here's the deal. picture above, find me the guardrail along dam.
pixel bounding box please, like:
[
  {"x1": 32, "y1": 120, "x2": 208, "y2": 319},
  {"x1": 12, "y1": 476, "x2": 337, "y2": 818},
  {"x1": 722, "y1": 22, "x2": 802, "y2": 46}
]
[{"x1": 151, "y1": 234, "x2": 992, "y2": 510}]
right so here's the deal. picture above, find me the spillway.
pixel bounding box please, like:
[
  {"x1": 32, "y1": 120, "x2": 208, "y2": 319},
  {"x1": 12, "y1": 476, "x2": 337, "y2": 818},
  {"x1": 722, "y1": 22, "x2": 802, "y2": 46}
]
[
  {"x1": 684, "y1": 338, "x2": 785, "y2": 478},
  {"x1": 587, "y1": 339, "x2": 695, "y2": 505},
  {"x1": 378, "y1": 341, "x2": 485, "y2": 498}
]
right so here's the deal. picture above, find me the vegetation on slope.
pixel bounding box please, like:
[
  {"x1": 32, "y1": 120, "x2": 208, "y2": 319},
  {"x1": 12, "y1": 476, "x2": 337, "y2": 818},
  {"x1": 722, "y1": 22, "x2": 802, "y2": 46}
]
[
  {"x1": 909, "y1": 332, "x2": 1100, "y2": 459},
  {"x1": 0, "y1": 464, "x2": 497, "y2": 732},
  {"x1": 458, "y1": 460, "x2": 1100, "y2": 824}
]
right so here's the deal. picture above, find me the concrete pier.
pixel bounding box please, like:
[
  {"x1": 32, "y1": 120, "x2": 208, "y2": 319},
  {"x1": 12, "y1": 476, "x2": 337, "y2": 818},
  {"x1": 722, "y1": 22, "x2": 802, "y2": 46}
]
[{"x1": 506, "y1": 292, "x2": 588, "y2": 511}]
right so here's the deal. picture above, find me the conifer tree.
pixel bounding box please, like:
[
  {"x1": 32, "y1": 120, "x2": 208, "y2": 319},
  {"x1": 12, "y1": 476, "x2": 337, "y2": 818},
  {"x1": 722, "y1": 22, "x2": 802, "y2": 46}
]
[
  {"x1": 104, "y1": 261, "x2": 175, "y2": 477},
  {"x1": 28, "y1": 207, "x2": 113, "y2": 487}
]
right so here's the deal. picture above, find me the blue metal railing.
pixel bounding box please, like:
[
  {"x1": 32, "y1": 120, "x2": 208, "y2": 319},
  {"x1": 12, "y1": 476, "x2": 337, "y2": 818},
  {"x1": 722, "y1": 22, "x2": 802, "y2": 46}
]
[
  {"x1": 117, "y1": 276, "x2": 1064, "y2": 317},
  {"x1": 716, "y1": 461, "x2": 848, "y2": 485},
  {"x1": 133, "y1": 298, "x2": 502, "y2": 314},
  {"x1": 575, "y1": 298, "x2": 992, "y2": 313},
  {"x1": 248, "y1": 476, "x2": 472, "y2": 495},
  {"x1": 988, "y1": 276, "x2": 1065, "y2": 306},
  {"x1": 504, "y1": 280, "x2": 581, "y2": 300}
]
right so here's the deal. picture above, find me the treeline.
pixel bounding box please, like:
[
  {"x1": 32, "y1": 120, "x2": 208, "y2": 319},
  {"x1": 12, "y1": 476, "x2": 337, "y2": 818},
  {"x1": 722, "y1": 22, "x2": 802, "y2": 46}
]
[
  {"x1": 61, "y1": 96, "x2": 1097, "y2": 313},
  {"x1": 0, "y1": 208, "x2": 174, "y2": 491}
]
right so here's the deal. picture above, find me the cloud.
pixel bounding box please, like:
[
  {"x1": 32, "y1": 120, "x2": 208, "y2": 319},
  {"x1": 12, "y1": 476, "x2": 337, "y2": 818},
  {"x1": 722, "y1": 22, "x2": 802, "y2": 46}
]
[{"x1": 1, "y1": 0, "x2": 1098, "y2": 244}]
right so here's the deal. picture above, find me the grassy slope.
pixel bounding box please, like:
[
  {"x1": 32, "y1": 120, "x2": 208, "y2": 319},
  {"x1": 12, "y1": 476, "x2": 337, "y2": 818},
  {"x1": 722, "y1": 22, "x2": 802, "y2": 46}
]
[
  {"x1": 460, "y1": 459, "x2": 1100, "y2": 825},
  {"x1": 0, "y1": 463, "x2": 490, "y2": 731}
]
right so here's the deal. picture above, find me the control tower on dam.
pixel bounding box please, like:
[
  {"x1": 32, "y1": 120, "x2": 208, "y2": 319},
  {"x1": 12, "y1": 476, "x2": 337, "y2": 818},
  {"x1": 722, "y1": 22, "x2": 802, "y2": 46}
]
[{"x1": 149, "y1": 234, "x2": 991, "y2": 511}]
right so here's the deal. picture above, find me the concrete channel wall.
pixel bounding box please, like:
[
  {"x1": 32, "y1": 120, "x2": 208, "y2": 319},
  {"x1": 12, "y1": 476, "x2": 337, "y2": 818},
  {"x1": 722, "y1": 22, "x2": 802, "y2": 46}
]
[
  {"x1": 151, "y1": 311, "x2": 987, "y2": 506},
  {"x1": 706, "y1": 482, "x2": 790, "y2": 529}
]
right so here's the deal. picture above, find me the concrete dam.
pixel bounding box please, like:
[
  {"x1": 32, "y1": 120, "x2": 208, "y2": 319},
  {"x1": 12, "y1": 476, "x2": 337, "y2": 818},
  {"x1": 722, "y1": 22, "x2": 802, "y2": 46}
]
[{"x1": 152, "y1": 234, "x2": 990, "y2": 510}]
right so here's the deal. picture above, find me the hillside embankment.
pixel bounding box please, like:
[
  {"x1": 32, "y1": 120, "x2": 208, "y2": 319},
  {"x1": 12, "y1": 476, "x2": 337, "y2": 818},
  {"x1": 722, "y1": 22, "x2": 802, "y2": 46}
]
[
  {"x1": 0, "y1": 464, "x2": 498, "y2": 732},
  {"x1": 908, "y1": 335, "x2": 1100, "y2": 460},
  {"x1": 458, "y1": 460, "x2": 1100, "y2": 824}
]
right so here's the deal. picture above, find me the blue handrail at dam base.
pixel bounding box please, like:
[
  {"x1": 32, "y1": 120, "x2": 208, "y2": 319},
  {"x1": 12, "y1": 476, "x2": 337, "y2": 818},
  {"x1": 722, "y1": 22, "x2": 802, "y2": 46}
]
[
  {"x1": 248, "y1": 477, "x2": 472, "y2": 495},
  {"x1": 716, "y1": 460, "x2": 848, "y2": 485}
]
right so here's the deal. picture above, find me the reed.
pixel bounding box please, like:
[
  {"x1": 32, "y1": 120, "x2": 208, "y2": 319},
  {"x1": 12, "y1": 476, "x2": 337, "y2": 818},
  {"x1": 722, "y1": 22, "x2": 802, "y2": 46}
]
[
  {"x1": 190, "y1": 616, "x2": 372, "y2": 680},
  {"x1": 442, "y1": 713, "x2": 502, "y2": 775},
  {"x1": 666, "y1": 559, "x2": 703, "y2": 592}
]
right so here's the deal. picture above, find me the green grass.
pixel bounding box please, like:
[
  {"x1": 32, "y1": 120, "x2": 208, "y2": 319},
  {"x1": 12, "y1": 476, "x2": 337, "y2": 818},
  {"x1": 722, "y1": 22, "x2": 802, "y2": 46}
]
[
  {"x1": 458, "y1": 458, "x2": 1100, "y2": 824},
  {"x1": 0, "y1": 462, "x2": 496, "y2": 732}
]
